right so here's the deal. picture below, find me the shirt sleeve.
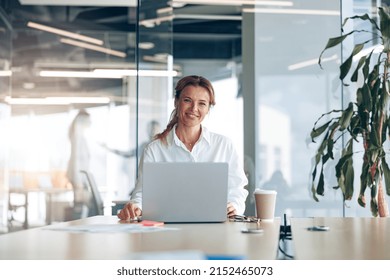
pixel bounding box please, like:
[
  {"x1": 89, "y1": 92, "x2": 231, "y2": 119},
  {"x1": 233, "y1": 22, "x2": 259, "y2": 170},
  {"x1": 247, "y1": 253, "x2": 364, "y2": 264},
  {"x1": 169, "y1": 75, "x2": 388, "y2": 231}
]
[
  {"x1": 226, "y1": 140, "x2": 249, "y2": 215},
  {"x1": 129, "y1": 145, "x2": 153, "y2": 210}
]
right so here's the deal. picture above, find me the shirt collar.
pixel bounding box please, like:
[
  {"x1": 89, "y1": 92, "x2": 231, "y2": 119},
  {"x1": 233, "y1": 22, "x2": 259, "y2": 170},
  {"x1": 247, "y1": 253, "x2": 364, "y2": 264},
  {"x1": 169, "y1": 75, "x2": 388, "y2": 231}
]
[{"x1": 170, "y1": 125, "x2": 211, "y2": 147}]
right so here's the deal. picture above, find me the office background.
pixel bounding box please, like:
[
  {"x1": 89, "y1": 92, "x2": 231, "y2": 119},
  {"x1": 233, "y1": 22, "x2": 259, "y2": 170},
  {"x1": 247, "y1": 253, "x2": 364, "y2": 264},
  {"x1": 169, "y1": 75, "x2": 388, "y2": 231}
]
[{"x1": 0, "y1": 0, "x2": 388, "y2": 233}]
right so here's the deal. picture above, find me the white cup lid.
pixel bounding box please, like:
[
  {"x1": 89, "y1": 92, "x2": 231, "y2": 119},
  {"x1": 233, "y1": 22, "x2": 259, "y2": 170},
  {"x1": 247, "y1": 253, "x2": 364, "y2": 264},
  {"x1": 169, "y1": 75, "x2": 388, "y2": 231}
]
[{"x1": 254, "y1": 189, "x2": 277, "y2": 195}]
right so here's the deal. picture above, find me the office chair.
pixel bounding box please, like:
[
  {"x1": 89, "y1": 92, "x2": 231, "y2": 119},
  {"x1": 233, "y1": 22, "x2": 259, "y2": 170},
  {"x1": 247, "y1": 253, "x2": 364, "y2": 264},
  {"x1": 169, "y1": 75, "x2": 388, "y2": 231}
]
[{"x1": 79, "y1": 170, "x2": 104, "y2": 216}]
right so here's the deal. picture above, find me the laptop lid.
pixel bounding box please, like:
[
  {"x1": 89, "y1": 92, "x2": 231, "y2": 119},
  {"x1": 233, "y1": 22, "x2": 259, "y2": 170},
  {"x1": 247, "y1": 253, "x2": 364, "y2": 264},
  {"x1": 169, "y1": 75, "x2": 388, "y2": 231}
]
[{"x1": 142, "y1": 162, "x2": 228, "y2": 223}]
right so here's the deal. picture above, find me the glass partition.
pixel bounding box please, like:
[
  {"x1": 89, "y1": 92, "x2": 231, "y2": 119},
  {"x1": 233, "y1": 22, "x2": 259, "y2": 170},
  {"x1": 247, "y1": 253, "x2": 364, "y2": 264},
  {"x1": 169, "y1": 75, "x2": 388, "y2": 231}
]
[
  {"x1": 3, "y1": 3, "x2": 138, "y2": 230},
  {"x1": 137, "y1": 0, "x2": 174, "y2": 172},
  {"x1": 1, "y1": 0, "x2": 388, "y2": 233},
  {"x1": 0, "y1": 9, "x2": 11, "y2": 233}
]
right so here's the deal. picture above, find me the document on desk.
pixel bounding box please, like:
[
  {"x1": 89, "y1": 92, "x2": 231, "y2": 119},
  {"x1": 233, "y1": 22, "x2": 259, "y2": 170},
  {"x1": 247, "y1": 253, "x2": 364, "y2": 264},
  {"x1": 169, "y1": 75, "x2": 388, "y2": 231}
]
[{"x1": 44, "y1": 223, "x2": 178, "y2": 233}]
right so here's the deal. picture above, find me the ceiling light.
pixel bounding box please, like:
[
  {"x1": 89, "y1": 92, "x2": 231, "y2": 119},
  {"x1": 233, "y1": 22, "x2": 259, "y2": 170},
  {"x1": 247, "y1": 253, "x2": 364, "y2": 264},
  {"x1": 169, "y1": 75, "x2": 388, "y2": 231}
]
[
  {"x1": 157, "y1": 7, "x2": 173, "y2": 15},
  {"x1": 140, "y1": 15, "x2": 174, "y2": 27},
  {"x1": 139, "y1": 42, "x2": 155, "y2": 50},
  {"x1": 27, "y1": 21, "x2": 104, "y2": 45},
  {"x1": 20, "y1": 0, "x2": 137, "y2": 7},
  {"x1": 4, "y1": 96, "x2": 110, "y2": 105},
  {"x1": 174, "y1": 14, "x2": 242, "y2": 20},
  {"x1": 39, "y1": 70, "x2": 123, "y2": 79},
  {"x1": 60, "y1": 38, "x2": 127, "y2": 58},
  {"x1": 94, "y1": 69, "x2": 179, "y2": 77},
  {"x1": 171, "y1": 0, "x2": 293, "y2": 6},
  {"x1": 243, "y1": 8, "x2": 340, "y2": 16},
  {"x1": 38, "y1": 69, "x2": 179, "y2": 78},
  {"x1": 23, "y1": 82, "x2": 36, "y2": 89},
  {"x1": 140, "y1": 14, "x2": 241, "y2": 27},
  {"x1": 0, "y1": 70, "x2": 12, "y2": 76}
]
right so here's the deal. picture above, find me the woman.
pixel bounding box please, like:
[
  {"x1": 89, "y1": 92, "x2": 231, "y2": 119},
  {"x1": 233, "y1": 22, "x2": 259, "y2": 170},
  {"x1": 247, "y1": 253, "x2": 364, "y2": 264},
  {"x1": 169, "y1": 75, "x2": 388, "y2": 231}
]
[{"x1": 117, "y1": 75, "x2": 248, "y2": 220}]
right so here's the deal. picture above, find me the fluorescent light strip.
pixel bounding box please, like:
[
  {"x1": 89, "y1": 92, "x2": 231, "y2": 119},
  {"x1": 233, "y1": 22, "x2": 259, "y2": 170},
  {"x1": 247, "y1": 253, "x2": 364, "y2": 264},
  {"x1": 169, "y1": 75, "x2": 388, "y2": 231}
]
[
  {"x1": 174, "y1": 14, "x2": 242, "y2": 20},
  {"x1": 20, "y1": 0, "x2": 137, "y2": 6},
  {"x1": 39, "y1": 69, "x2": 179, "y2": 78},
  {"x1": 171, "y1": 0, "x2": 293, "y2": 6},
  {"x1": 27, "y1": 21, "x2": 103, "y2": 45},
  {"x1": 39, "y1": 70, "x2": 123, "y2": 79},
  {"x1": 60, "y1": 38, "x2": 127, "y2": 58},
  {"x1": 288, "y1": 54, "x2": 338, "y2": 71},
  {"x1": 140, "y1": 15, "x2": 174, "y2": 27},
  {"x1": 157, "y1": 7, "x2": 174, "y2": 14},
  {"x1": 5, "y1": 96, "x2": 110, "y2": 105},
  {"x1": 94, "y1": 69, "x2": 179, "y2": 77},
  {"x1": 243, "y1": 8, "x2": 340, "y2": 16},
  {"x1": 0, "y1": 70, "x2": 12, "y2": 77},
  {"x1": 140, "y1": 14, "x2": 241, "y2": 27}
]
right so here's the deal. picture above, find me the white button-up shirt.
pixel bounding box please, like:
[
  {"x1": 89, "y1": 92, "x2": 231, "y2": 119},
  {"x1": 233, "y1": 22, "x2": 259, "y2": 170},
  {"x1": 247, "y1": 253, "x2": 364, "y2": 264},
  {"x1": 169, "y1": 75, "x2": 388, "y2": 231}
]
[{"x1": 130, "y1": 125, "x2": 249, "y2": 215}]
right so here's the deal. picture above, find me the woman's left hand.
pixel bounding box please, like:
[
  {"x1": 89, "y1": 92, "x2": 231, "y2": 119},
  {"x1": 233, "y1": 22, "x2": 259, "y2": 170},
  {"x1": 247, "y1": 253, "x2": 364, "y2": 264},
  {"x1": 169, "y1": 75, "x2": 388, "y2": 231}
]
[{"x1": 227, "y1": 202, "x2": 237, "y2": 217}]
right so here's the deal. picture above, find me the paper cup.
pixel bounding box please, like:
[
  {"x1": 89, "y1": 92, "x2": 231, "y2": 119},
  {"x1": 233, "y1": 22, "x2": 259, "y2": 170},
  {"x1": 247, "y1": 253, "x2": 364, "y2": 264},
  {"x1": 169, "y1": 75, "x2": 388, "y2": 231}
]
[{"x1": 254, "y1": 189, "x2": 277, "y2": 221}]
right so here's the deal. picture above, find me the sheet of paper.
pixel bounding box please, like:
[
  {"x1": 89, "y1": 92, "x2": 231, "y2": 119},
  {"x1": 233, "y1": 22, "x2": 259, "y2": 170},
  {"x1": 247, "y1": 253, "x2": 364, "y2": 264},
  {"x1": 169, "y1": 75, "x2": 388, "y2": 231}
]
[{"x1": 44, "y1": 223, "x2": 178, "y2": 233}]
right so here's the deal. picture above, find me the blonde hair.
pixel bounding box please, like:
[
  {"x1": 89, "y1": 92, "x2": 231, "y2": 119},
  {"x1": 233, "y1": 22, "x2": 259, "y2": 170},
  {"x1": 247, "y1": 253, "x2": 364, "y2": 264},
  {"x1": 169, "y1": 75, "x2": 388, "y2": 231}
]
[{"x1": 155, "y1": 75, "x2": 215, "y2": 143}]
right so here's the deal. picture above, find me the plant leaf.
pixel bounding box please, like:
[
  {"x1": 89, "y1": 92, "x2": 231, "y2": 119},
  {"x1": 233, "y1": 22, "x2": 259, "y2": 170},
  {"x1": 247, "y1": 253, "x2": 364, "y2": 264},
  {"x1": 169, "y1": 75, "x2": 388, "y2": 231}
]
[
  {"x1": 344, "y1": 157, "x2": 354, "y2": 200},
  {"x1": 358, "y1": 194, "x2": 366, "y2": 207},
  {"x1": 370, "y1": 184, "x2": 378, "y2": 217},
  {"x1": 339, "y1": 43, "x2": 365, "y2": 81},
  {"x1": 318, "y1": 31, "x2": 354, "y2": 68},
  {"x1": 359, "y1": 161, "x2": 369, "y2": 207},
  {"x1": 311, "y1": 120, "x2": 332, "y2": 140},
  {"x1": 311, "y1": 182, "x2": 319, "y2": 202},
  {"x1": 342, "y1": 13, "x2": 380, "y2": 31},
  {"x1": 338, "y1": 102, "x2": 354, "y2": 131},
  {"x1": 370, "y1": 126, "x2": 380, "y2": 149},
  {"x1": 379, "y1": 7, "x2": 390, "y2": 51},
  {"x1": 351, "y1": 55, "x2": 367, "y2": 82},
  {"x1": 361, "y1": 83, "x2": 372, "y2": 111},
  {"x1": 327, "y1": 138, "x2": 334, "y2": 159},
  {"x1": 317, "y1": 169, "x2": 325, "y2": 196},
  {"x1": 382, "y1": 157, "x2": 390, "y2": 196}
]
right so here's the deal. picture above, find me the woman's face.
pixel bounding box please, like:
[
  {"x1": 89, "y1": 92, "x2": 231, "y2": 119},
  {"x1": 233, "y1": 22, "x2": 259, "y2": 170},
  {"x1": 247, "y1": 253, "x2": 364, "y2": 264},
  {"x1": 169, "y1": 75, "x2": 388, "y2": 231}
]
[{"x1": 175, "y1": 85, "x2": 211, "y2": 128}]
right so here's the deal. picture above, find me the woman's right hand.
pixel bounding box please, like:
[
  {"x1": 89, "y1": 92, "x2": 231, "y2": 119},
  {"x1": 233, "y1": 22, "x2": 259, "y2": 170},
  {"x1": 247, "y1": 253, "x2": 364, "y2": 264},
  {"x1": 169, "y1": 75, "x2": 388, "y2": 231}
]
[{"x1": 117, "y1": 202, "x2": 142, "y2": 220}]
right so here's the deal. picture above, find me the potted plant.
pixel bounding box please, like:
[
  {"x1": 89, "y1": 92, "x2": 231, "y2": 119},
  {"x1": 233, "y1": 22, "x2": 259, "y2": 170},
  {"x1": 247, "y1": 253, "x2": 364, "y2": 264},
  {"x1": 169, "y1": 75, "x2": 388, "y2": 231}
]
[{"x1": 310, "y1": 6, "x2": 390, "y2": 217}]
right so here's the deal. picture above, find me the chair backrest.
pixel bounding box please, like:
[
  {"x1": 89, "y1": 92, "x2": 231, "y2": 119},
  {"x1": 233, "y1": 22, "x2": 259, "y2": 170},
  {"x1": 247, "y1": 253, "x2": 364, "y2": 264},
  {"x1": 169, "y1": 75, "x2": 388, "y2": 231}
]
[{"x1": 79, "y1": 170, "x2": 104, "y2": 216}]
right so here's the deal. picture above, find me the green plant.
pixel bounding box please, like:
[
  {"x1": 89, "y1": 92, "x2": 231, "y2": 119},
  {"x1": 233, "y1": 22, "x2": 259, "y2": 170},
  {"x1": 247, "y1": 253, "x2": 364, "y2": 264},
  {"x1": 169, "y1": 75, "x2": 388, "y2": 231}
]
[{"x1": 310, "y1": 7, "x2": 390, "y2": 217}]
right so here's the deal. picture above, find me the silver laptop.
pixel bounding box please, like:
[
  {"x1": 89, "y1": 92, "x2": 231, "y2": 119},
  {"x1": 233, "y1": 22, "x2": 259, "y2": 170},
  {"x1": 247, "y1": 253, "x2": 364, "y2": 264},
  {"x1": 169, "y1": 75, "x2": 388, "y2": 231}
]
[{"x1": 142, "y1": 162, "x2": 228, "y2": 223}]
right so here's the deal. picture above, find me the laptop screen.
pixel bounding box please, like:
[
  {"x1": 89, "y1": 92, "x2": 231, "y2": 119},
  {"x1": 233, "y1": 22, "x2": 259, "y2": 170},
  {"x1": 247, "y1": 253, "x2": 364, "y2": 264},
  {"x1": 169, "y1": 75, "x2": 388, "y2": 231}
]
[{"x1": 142, "y1": 162, "x2": 229, "y2": 223}]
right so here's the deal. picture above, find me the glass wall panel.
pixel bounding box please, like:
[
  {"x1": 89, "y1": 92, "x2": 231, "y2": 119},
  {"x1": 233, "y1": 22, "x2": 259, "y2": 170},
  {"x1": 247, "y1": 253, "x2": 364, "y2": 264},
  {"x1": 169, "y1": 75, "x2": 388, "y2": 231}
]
[
  {"x1": 171, "y1": 2, "x2": 245, "y2": 185},
  {"x1": 1, "y1": 0, "x2": 389, "y2": 234},
  {"x1": 137, "y1": 0, "x2": 174, "y2": 167},
  {"x1": 0, "y1": 8, "x2": 11, "y2": 233},
  {"x1": 245, "y1": 0, "x2": 344, "y2": 218},
  {"x1": 2, "y1": 2, "x2": 137, "y2": 230}
]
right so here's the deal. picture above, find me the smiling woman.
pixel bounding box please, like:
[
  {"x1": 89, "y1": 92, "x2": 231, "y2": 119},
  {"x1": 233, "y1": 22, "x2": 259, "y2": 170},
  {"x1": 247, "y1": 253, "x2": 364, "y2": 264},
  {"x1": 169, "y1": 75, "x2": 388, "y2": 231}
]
[
  {"x1": 117, "y1": 75, "x2": 249, "y2": 221},
  {"x1": 154, "y1": 75, "x2": 216, "y2": 148}
]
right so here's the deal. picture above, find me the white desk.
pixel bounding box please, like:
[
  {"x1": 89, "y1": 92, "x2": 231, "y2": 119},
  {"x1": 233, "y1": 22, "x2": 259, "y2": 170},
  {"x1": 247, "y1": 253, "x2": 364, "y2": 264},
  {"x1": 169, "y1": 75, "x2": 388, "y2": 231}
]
[
  {"x1": 0, "y1": 215, "x2": 281, "y2": 260},
  {"x1": 290, "y1": 217, "x2": 390, "y2": 259}
]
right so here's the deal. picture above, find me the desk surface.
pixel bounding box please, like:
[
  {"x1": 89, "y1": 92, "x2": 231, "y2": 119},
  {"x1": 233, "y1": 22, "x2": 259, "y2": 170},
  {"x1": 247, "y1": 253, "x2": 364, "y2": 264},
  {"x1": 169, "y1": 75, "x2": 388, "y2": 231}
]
[
  {"x1": 0, "y1": 215, "x2": 281, "y2": 260},
  {"x1": 291, "y1": 217, "x2": 390, "y2": 259}
]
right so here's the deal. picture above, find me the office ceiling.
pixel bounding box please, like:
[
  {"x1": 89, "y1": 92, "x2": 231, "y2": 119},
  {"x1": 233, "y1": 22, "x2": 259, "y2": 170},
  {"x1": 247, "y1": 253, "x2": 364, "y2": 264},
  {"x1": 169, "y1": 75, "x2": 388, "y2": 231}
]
[
  {"x1": 0, "y1": 1, "x2": 244, "y2": 114},
  {"x1": 0, "y1": 0, "x2": 345, "y2": 115}
]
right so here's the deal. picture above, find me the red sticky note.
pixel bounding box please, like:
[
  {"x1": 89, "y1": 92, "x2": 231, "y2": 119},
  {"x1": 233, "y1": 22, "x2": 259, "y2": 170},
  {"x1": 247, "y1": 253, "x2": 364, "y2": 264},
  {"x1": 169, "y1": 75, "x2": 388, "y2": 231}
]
[{"x1": 139, "y1": 220, "x2": 164, "y2": 227}]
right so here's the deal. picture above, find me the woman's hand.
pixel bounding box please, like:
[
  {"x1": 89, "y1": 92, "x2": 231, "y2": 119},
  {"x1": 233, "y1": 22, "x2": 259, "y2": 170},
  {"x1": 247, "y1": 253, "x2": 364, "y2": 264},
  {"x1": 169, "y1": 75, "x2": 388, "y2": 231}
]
[
  {"x1": 227, "y1": 202, "x2": 237, "y2": 217},
  {"x1": 117, "y1": 202, "x2": 142, "y2": 220}
]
